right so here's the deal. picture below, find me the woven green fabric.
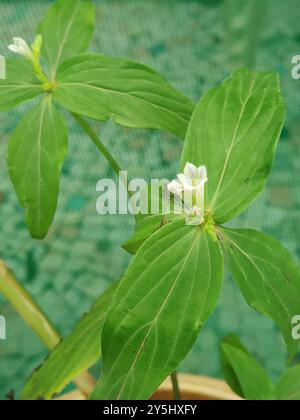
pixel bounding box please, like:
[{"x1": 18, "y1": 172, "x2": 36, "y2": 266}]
[{"x1": 0, "y1": 0, "x2": 299, "y2": 399}]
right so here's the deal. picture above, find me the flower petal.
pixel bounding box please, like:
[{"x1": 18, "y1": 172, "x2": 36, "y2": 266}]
[
  {"x1": 184, "y1": 162, "x2": 198, "y2": 180},
  {"x1": 13, "y1": 38, "x2": 22, "y2": 47},
  {"x1": 13, "y1": 37, "x2": 27, "y2": 50},
  {"x1": 167, "y1": 180, "x2": 183, "y2": 197},
  {"x1": 198, "y1": 165, "x2": 208, "y2": 183},
  {"x1": 8, "y1": 44, "x2": 20, "y2": 53},
  {"x1": 177, "y1": 173, "x2": 194, "y2": 190},
  {"x1": 9, "y1": 37, "x2": 31, "y2": 57}
]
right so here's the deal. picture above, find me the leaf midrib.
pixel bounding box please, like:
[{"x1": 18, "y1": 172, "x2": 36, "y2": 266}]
[
  {"x1": 50, "y1": 0, "x2": 80, "y2": 80},
  {"x1": 115, "y1": 230, "x2": 200, "y2": 399},
  {"x1": 213, "y1": 81, "x2": 276, "y2": 213},
  {"x1": 56, "y1": 82, "x2": 190, "y2": 124},
  {"x1": 209, "y1": 78, "x2": 256, "y2": 210},
  {"x1": 223, "y1": 232, "x2": 291, "y2": 321}
]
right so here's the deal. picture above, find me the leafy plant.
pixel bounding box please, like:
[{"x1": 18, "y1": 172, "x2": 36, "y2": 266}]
[
  {"x1": 0, "y1": 260, "x2": 96, "y2": 398},
  {"x1": 0, "y1": 0, "x2": 299, "y2": 402},
  {"x1": 0, "y1": 0, "x2": 194, "y2": 239},
  {"x1": 89, "y1": 67, "x2": 300, "y2": 401},
  {"x1": 22, "y1": 281, "x2": 118, "y2": 400},
  {"x1": 221, "y1": 334, "x2": 300, "y2": 400}
]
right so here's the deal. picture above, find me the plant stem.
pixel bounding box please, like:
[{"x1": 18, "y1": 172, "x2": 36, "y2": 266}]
[
  {"x1": 31, "y1": 57, "x2": 49, "y2": 85},
  {"x1": 0, "y1": 260, "x2": 59, "y2": 349},
  {"x1": 170, "y1": 371, "x2": 181, "y2": 400},
  {"x1": 72, "y1": 113, "x2": 122, "y2": 176},
  {"x1": 0, "y1": 260, "x2": 95, "y2": 397},
  {"x1": 72, "y1": 371, "x2": 96, "y2": 397}
]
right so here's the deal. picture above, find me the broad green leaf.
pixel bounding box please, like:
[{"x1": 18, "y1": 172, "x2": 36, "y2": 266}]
[
  {"x1": 90, "y1": 220, "x2": 224, "y2": 400},
  {"x1": 221, "y1": 342, "x2": 276, "y2": 400},
  {"x1": 37, "y1": 0, "x2": 95, "y2": 80},
  {"x1": 220, "y1": 228, "x2": 300, "y2": 359},
  {"x1": 122, "y1": 214, "x2": 182, "y2": 255},
  {"x1": 277, "y1": 365, "x2": 300, "y2": 401},
  {"x1": 122, "y1": 215, "x2": 167, "y2": 255},
  {"x1": 53, "y1": 53, "x2": 194, "y2": 139},
  {"x1": 22, "y1": 282, "x2": 117, "y2": 400},
  {"x1": 181, "y1": 68, "x2": 285, "y2": 222},
  {"x1": 0, "y1": 59, "x2": 43, "y2": 112},
  {"x1": 122, "y1": 178, "x2": 185, "y2": 255},
  {"x1": 8, "y1": 97, "x2": 68, "y2": 239},
  {"x1": 123, "y1": 183, "x2": 184, "y2": 254},
  {"x1": 220, "y1": 334, "x2": 250, "y2": 398}
]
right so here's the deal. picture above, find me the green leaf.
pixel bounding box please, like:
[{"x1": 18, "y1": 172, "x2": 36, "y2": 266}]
[
  {"x1": 53, "y1": 53, "x2": 194, "y2": 139},
  {"x1": 0, "y1": 59, "x2": 43, "y2": 112},
  {"x1": 122, "y1": 215, "x2": 166, "y2": 255},
  {"x1": 7, "y1": 97, "x2": 68, "y2": 239},
  {"x1": 220, "y1": 228, "x2": 300, "y2": 359},
  {"x1": 90, "y1": 220, "x2": 224, "y2": 400},
  {"x1": 37, "y1": 0, "x2": 95, "y2": 80},
  {"x1": 22, "y1": 281, "x2": 118, "y2": 400},
  {"x1": 220, "y1": 334, "x2": 250, "y2": 397},
  {"x1": 181, "y1": 68, "x2": 285, "y2": 223},
  {"x1": 123, "y1": 182, "x2": 184, "y2": 254},
  {"x1": 221, "y1": 341, "x2": 276, "y2": 400},
  {"x1": 277, "y1": 365, "x2": 300, "y2": 401},
  {"x1": 122, "y1": 214, "x2": 183, "y2": 255}
]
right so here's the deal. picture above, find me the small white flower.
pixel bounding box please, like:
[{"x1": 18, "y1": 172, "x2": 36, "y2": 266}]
[
  {"x1": 177, "y1": 162, "x2": 208, "y2": 192},
  {"x1": 8, "y1": 37, "x2": 32, "y2": 58},
  {"x1": 167, "y1": 179, "x2": 183, "y2": 197},
  {"x1": 167, "y1": 162, "x2": 208, "y2": 225}
]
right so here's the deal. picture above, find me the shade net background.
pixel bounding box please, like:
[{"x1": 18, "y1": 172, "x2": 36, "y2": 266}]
[{"x1": 0, "y1": 0, "x2": 299, "y2": 398}]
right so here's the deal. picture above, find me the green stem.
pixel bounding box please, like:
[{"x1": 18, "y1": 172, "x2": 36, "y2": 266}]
[
  {"x1": 31, "y1": 58, "x2": 49, "y2": 85},
  {"x1": 72, "y1": 113, "x2": 122, "y2": 176},
  {"x1": 0, "y1": 260, "x2": 59, "y2": 349},
  {"x1": 0, "y1": 260, "x2": 95, "y2": 397},
  {"x1": 170, "y1": 371, "x2": 181, "y2": 400}
]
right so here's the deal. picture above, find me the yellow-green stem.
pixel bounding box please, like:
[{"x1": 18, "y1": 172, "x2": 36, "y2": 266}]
[
  {"x1": 0, "y1": 260, "x2": 59, "y2": 348},
  {"x1": 72, "y1": 113, "x2": 134, "y2": 200},
  {"x1": 31, "y1": 58, "x2": 49, "y2": 85},
  {"x1": 0, "y1": 260, "x2": 95, "y2": 397},
  {"x1": 72, "y1": 113, "x2": 122, "y2": 175}
]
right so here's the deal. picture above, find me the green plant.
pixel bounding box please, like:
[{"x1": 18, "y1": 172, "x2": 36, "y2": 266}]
[
  {"x1": 1, "y1": 0, "x2": 193, "y2": 239},
  {"x1": 0, "y1": 0, "x2": 299, "y2": 401},
  {"x1": 220, "y1": 334, "x2": 300, "y2": 400},
  {"x1": 88, "y1": 67, "x2": 300, "y2": 401}
]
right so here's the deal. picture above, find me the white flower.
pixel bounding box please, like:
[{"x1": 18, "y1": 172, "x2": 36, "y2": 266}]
[
  {"x1": 167, "y1": 179, "x2": 183, "y2": 197},
  {"x1": 167, "y1": 162, "x2": 208, "y2": 225},
  {"x1": 8, "y1": 37, "x2": 32, "y2": 58},
  {"x1": 177, "y1": 162, "x2": 208, "y2": 192}
]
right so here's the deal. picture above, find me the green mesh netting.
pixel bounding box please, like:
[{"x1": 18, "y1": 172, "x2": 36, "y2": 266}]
[{"x1": 0, "y1": 0, "x2": 299, "y2": 399}]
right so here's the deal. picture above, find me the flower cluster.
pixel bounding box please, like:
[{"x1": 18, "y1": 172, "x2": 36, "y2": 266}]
[{"x1": 167, "y1": 162, "x2": 208, "y2": 225}]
